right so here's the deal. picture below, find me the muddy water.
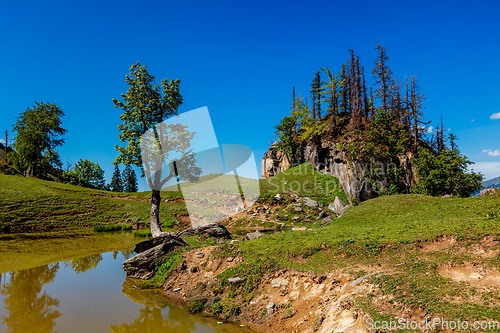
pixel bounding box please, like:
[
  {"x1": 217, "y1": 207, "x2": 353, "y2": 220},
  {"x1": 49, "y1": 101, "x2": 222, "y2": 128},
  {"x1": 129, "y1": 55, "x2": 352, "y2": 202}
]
[{"x1": 0, "y1": 234, "x2": 254, "y2": 333}]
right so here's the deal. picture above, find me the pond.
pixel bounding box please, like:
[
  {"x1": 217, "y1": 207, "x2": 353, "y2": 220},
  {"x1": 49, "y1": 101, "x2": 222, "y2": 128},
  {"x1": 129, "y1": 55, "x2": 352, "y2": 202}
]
[{"x1": 0, "y1": 232, "x2": 255, "y2": 333}]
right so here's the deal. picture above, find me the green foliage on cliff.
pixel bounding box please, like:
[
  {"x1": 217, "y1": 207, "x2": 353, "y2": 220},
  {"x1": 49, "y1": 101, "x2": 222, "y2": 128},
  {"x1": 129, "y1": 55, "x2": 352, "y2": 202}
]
[
  {"x1": 272, "y1": 47, "x2": 483, "y2": 198},
  {"x1": 274, "y1": 115, "x2": 297, "y2": 159}
]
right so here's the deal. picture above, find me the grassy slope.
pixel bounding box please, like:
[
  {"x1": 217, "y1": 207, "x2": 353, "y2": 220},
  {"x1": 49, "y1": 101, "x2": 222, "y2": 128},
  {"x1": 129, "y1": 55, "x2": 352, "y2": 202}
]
[
  {"x1": 3, "y1": 165, "x2": 500, "y2": 324},
  {"x1": 232, "y1": 165, "x2": 500, "y2": 328},
  {"x1": 0, "y1": 174, "x2": 186, "y2": 235}
]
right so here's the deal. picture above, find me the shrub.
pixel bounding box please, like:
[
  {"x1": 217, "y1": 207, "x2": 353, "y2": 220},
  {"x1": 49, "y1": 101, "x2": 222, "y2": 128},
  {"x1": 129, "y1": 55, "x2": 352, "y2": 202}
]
[{"x1": 93, "y1": 224, "x2": 132, "y2": 232}]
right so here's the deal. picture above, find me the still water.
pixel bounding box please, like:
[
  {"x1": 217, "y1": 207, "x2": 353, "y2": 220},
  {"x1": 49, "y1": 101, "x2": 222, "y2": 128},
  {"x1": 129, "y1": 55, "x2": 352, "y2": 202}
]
[{"x1": 0, "y1": 242, "x2": 254, "y2": 333}]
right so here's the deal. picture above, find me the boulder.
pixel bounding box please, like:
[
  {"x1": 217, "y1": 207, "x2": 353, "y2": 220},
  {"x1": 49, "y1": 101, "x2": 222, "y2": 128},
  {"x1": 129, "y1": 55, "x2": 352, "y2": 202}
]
[
  {"x1": 242, "y1": 230, "x2": 263, "y2": 241},
  {"x1": 176, "y1": 223, "x2": 232, "y2": 239},
  {"x1": 134, "y1": 234, "x2": 188, "y2": 254},
  {"x1": 303, "y1": 197, "x2": 318, "y2": 207},
  {"x1": 328, "y1": 196, "x2": 348, "y2": 215},
  {"x1": 123, "y1": 237, "x2": 188, "y2": 279},
  {"x1": 321, "y1": 216, "x2": 334, "y2": 226},
  {"x1": 317, "y1": 211, "x2": 327, "y2": 219}
]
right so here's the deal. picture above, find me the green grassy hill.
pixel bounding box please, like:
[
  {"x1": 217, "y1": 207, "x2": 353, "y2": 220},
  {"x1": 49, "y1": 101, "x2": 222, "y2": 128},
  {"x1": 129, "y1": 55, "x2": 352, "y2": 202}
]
[
  {"x1": 2, "y1": 165, "x2": 500, "y2": 322},
  {"x1": 0, "y1": 174, "x2": 186, "y2": 237}
]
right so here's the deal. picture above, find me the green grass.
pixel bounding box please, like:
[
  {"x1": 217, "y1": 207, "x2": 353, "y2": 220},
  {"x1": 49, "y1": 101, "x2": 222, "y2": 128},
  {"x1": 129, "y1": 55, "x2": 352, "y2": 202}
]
[
  {"x1": 258, "y1": 163, "x2": 348, "y2": 205},
  {"x1": 4, "y1": 164, "x2": 500, "y2": 326},
  {"x1": 133, "y1": 230, "x2": 152, "y2": 237},
  {"x1": 139, "y1": 248, "x2": 186, "y2": 288},
  {"x1": 0, "y1": 174, "x2": 185, "y2": 236},
  {"x1": 200, "y1": 164, "x2": 500, "y2": 328}
]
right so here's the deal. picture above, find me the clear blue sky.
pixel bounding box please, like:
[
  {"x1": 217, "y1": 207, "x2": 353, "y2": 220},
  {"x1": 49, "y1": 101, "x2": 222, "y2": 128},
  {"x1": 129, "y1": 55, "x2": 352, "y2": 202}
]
[{"x1": 1, "y1": 0, "x2": 499, "y2": 191}]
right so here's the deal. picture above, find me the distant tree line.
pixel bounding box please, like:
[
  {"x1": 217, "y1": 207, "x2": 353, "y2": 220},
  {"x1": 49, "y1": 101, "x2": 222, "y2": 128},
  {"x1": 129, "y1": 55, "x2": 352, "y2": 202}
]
[
  {"x1": 274, "y1": 45, "x2": 482, "y2": 197},
  {"x1": 0, "y1": 102, "x2": 138, "y2": 192}
]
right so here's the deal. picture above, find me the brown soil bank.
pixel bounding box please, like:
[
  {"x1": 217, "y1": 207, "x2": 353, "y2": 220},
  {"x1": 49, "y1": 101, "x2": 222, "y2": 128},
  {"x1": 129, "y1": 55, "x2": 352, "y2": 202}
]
[{"x1": 161, "y1": 246, "x2": 379, "y2": 333}]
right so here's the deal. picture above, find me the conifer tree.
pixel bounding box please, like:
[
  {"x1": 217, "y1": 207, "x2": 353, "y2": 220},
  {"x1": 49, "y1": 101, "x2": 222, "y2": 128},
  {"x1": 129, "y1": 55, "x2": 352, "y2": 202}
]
[
  {"x1": 310, "y1": 72, "x2": 321, "y2": 120},
  {"x1": 110, "y1": 164, "x2": 123, "y2": 192},
  {"x1": 340, "y1": 64, "x2": 349, "y2": 114},
  {"x1": 372, "y1": 45, "x2": 393, "y2": 112},
  {"x1": 409, "y1": 76, "x2": 427, "y2": 151},
  {"x1": 122, "y1": 164, "x2": 138, "y2": 193}
]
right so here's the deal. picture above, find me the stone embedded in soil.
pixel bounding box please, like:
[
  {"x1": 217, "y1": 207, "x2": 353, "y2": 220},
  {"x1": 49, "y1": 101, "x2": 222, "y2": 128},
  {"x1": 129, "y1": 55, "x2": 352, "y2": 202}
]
[
  {"x1": 228, "y1": 277, "x2": 245, "y2": 284},
  {"x1": 195, "y1": 252, "x2": 205, "y2": 258},
  {"x1": 243, "y1": 230, "x2": 263, "y2": 241},
  {"x1": 318, "y1": 211, "x2": 327, "y2": 219},
  {"x1": 295, "y1": 207, "x2": 303, "y2": 212},
  {"x1": 266, "y1": 302, "x2": 275, "y2": 315},
  {"x1": 321, "y1": 216, "x2": 333, "y2": 226},
  {"x1": 303, "y1": 197, "x2": 318, "y2": 207},
  {"x1": 328, "y1": 196, "x2": 348, "y2": 215},
  {"x1": 292, "y1": 216, "x2": 299, "y2": 221},
  {"x1": 173, "y1": 288, "x2": 181, "y2": 292}
]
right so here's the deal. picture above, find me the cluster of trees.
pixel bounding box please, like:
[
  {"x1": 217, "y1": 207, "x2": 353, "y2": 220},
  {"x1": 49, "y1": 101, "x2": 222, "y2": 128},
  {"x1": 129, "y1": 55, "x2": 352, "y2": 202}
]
[
  {"x1": 0, "y1": 102, "x2": 138, "y2": 192},
  {"x1": 275, "y1": 45, "x2": 482, "y2": 197}
]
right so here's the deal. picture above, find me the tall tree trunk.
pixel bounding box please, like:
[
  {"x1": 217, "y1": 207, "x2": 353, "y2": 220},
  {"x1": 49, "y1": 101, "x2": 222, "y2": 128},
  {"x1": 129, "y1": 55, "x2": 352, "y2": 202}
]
[{"x1": 150, "y1": 189, "x2": 163, "y2": 237}]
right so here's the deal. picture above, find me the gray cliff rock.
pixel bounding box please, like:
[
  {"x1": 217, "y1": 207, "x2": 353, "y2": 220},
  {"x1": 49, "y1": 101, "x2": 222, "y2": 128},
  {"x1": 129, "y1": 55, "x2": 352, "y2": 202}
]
[{"x1": 262, "y1": 140, "x2": 417, "y2": 203}]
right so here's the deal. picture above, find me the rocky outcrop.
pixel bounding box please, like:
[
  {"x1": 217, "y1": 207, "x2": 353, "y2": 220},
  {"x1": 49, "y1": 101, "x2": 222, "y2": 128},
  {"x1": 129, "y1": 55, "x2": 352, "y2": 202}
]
[
  {"x1": 133, "y1": 234, "x2": 187, "y2": 254},
  {"x1": 328, "y1": 196, "x2": 352, "y2": 216},
  {"x1": 261, "y1": 143, "x2": 291, "y2": 179},
  {"x1": 480, "y1": 187, "x2": 500, "y2": 197},
  {"x1": 124, "y1": 236, "x2": 188, "y2": 279},
  {"x1": 175, "y1": 223, "x2": 232, "y2": 240},
  {"x1": 262, "y1": 140, "x2": 417, "y2": 203}
]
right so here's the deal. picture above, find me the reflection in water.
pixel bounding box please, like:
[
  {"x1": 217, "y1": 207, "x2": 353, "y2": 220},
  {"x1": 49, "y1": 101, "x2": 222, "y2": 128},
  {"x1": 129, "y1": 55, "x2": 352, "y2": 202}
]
[
  {"x1": 111, "y1": 278, "x2": 197, "y2": 333},
  {"x1": 0, "y1": 250, "x2": 253, "y2": 333},
  {"x1": 109, "y1": 306, "x2": 197, "y2": 333},
  {"x1": 69, "y1": 254, "x2": 103, "y2": 274},
  {"x1": 0, "y1": 264, "x2": 61, "y2": 333}
]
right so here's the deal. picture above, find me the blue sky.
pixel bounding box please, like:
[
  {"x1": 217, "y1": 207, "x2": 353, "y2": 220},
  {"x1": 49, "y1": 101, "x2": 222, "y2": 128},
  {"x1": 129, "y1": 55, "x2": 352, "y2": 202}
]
[{"x1": 1, "y1": 0, "x2": 499, "y2": 191}]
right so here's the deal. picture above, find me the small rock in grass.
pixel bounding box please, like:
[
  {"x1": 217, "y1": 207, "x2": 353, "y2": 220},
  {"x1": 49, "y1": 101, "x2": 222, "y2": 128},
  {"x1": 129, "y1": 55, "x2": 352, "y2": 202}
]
[
  {"x1": 303, "y1": 197, "x2": 318, "y2": 207},
  {"x1": 228, "y1": 277, "x2": 245, "y2": 284},
  {"x1": 321, "y1": 216, "x2": 333, "y2": 226}
]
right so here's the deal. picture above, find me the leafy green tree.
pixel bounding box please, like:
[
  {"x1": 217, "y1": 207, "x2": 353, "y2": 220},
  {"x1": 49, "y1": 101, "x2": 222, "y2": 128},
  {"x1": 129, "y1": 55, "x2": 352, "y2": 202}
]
[
  {"x1": 413, "y1": 145, "x2": 483, "y2": 197},
  {"x1": 291, "y1": 92, "x2": 313, "y2": 129},
  {"x1": 274, "y1": 116, "x2": 297, "y2": 160},
  {"x1": 110, "y1": 164, "x2": 123, "y2": 192},
  {"x1": 62, "y1": 159, "x2": 106, "y2": 190},
  {"x1": 122, "y1": 164, "x2": 138, "y2": 193},
  {"x1": 12, "y1": 102, "x2": 66, "y2": 177},
  {"x1": 113, "y1": 62, "x2": 199, "y2": 237}
]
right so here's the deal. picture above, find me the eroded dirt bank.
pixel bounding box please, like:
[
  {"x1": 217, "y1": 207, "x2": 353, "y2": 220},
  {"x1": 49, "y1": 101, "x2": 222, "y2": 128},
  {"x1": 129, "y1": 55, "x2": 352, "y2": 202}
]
[{"x1": 160, "y1": 246, "x2": 378, "y2": 333}]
